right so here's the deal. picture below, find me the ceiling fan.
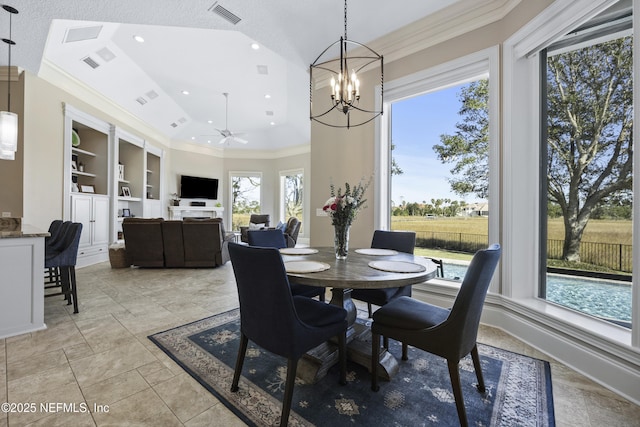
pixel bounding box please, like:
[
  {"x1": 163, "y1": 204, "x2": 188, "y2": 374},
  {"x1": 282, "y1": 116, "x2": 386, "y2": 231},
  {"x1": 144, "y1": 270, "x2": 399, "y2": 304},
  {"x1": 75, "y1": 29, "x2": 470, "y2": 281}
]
[{"x1": 205, "y1": 92, "x2": 248, "y2": 145}]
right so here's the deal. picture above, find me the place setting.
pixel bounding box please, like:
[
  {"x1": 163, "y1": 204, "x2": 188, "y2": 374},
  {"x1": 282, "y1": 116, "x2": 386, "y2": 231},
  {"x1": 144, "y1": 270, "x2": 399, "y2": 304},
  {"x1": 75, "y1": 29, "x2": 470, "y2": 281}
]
[
  {"x1": 368, "y1": 260, "x2": 427, "y2": 273},
  {"x1": 284, "y1": 260, "x2": 331, "y2": 273}
]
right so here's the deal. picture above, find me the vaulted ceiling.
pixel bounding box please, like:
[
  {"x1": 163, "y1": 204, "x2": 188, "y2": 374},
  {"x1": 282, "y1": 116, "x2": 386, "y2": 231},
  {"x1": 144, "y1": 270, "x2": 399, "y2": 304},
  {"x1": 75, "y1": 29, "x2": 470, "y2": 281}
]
[{"x1": 7, "y1": 0, "x2": 515, "y2": 152}]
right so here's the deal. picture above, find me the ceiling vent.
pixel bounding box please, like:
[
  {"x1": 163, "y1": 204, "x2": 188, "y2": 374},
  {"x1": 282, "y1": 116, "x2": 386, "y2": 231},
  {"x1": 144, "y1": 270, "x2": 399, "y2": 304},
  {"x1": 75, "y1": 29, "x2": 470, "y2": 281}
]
[
  {"x1": 208, "y1": 2, "x2": 241, "y2": 25},
  {"x1": 178, "y1": 117, "x2": 187, "y2": 124},
  {"x1": 170, "y1": 122, "x2": 178, "y2": 128},
  {"x1": 257, "y1": 65, "x2": 269, "y2": 75},
  {"x1": 96, "y1": 47, "x2": 116, "y2": 62},
  {"x1": 64, "y1": 25, "x2": 103, "y2": 43},
  {"x1": 266, "y1": 111, "x2": 274, "y2": 116},
  {"x1": 135, "y1": 97, "x2": 147, "y2": 106},
  {"x1": 82, "y1": 56, "x2": 100, "y2": 69},
  {"x1": 146, "y1": 90, "x2": 159, "y2": 100}
]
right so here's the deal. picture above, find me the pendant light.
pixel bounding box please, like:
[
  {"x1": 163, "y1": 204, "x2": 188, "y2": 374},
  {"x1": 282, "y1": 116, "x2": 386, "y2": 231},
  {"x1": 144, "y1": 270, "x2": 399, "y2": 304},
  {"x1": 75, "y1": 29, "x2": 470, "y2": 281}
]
[
  {"x1": 0, "y1": 4, "x2": 18, "y2": 161},
  {"x1": 309, "y1": 0, "x2": 383, "y2": 129}
]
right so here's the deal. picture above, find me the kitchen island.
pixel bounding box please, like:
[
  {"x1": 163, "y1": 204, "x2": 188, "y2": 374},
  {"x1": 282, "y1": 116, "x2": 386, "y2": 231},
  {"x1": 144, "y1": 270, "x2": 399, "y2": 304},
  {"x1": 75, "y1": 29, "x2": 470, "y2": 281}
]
[{"x1": 0, "y1": 224, "x2": 49, "y2": 338}]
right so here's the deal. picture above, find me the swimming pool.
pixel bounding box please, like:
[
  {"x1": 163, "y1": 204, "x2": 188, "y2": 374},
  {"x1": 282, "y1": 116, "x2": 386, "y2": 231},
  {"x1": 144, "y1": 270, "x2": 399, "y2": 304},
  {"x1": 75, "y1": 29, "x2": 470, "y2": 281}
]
[{"x1": 441, "y1": 262, "x2": 632, "y2": 324}]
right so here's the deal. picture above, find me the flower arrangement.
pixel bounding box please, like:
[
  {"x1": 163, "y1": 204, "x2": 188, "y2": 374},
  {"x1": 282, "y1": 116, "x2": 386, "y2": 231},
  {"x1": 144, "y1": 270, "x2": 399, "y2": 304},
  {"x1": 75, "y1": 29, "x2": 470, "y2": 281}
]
[
  {"x1": 323, "y1": 177, "x2": 371, "y2": 259},
  {"x1": 322, "y1": 178, "x2": 370, "y2": 227}
]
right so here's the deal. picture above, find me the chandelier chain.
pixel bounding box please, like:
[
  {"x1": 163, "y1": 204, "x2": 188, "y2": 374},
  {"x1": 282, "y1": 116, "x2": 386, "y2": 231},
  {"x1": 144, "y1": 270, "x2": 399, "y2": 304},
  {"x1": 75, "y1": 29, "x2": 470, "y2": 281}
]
[{"x1": 344, "y1": 0, "x2": 348, "y2": 40}]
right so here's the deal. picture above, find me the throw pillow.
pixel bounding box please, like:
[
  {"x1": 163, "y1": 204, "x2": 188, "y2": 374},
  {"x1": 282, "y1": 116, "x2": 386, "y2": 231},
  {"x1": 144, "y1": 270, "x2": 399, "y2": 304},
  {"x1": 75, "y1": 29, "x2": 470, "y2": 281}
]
[
  {"x1": 249, "y1": 222, "x2": 265, "y2": 230},
  {"x1": 275, "y1": 221, "x2": 286, "y2": 231}
]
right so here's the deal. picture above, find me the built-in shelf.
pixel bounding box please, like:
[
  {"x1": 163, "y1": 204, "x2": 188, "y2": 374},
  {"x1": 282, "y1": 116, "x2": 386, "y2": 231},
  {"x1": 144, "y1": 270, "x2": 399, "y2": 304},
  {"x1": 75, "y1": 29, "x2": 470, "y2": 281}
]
[
  {"x1": 118, "y1": 179, "x2": 130, "y2": 184},
  {"x1": 72, "y1": 147, "x2": 96, "y2": 157},
  {"x1": 118, "y1": 196, "x2": 142, "y2": 202},
  {"x1": 72, "y1": 170, "x2": 97, "y2": 178}
]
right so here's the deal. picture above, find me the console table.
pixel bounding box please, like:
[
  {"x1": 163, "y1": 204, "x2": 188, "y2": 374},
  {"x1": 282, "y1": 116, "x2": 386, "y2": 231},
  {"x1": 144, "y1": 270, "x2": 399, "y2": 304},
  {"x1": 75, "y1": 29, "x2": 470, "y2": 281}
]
[{"x1": 168, "y1": 206, "x2": 224, "y2": 220}]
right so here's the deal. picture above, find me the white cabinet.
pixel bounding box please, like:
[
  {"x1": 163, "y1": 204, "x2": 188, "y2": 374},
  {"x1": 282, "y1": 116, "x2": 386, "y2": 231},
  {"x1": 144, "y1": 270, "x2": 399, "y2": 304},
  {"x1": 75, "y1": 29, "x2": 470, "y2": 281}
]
[{"x1": 71, "y1": 194, "x2": 110, "y2": 266}]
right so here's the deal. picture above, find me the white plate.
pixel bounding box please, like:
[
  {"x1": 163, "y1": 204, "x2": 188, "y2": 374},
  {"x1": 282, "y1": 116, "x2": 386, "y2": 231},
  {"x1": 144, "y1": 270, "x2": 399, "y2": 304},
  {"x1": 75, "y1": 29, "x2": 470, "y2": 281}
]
[
  {"x1": 355, "y1": 248, "x2": 398, "y2": 256},
  {"x1": 279, "y1": 248, "x2": 319, "y2": 255},
  {"x1": 368, "y1": 260, "x2": 426, "y2": 273},
  {"x1": 284, "y1": 261, "x2": 330, "y2": 273}
]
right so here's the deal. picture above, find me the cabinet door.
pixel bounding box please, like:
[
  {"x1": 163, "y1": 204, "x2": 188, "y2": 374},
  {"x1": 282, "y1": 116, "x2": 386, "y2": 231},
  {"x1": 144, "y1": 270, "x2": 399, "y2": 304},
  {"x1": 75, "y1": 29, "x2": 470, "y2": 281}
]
[
  {"x1": 71, "y1": 194, "x2": 92, "y2": 248},
  {"x1": 92, "y1": 196, "x2": 110, "y2": 246}
]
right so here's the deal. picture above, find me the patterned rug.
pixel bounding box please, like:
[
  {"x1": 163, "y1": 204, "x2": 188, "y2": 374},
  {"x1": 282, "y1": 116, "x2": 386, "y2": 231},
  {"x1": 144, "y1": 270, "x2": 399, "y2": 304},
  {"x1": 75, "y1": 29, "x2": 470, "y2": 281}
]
[{"x1": 149, "y1": 309, "x2": 555, "y2": 426}]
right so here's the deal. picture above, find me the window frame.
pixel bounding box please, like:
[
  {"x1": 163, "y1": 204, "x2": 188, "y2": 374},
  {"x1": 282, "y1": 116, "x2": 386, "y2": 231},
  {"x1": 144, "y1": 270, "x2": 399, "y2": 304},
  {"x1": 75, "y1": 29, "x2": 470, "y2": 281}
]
[
  {"x1": 228, "y1": 171, "x2": 263, "y2": 231},
  {"x1": 279, "y1": 168, "x2": 305, "y2": 233},
  {"x1": 375, "y1": 46, "x2": 501, "y2": 292}
]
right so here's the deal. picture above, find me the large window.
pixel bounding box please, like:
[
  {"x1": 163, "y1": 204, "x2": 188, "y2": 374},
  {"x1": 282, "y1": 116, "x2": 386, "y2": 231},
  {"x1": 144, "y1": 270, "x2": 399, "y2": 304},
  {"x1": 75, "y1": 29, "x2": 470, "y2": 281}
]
[
  {"x1": 540, "y1": 5, "x2": 633, "y2": 327},
  {"x1": 280, "y1": 169, "x2": 304, "y2": 232},
  {"x1": 390, "y1": 81, "x2": 489, "y2": 281},
  {"x1": 229, "y1": 172, "x2": 262, "y2": 231},
  {"x1": 377, "y1": 47, "x2": 500, "y2": 288}
]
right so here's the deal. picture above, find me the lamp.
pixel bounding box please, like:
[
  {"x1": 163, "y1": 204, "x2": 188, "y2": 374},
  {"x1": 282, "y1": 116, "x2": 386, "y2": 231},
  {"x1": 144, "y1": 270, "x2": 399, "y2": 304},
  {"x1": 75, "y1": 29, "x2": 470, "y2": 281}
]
[
  {"x1": 310, "y1": 0, "x2": 383, "y2": 129},
  {"x1": 0, "y1": 4, "x2": 18, "y2": 161}
]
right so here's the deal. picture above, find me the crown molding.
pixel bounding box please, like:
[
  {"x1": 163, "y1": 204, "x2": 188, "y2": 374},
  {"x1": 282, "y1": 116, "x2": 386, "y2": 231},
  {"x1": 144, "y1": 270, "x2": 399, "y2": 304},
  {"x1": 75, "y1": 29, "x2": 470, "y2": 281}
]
[
  {"x1": 171, "y1": 138, "x2": 310, "y2": 160},
  {"x1": 366, "y1": 0, "x2": 521, "y2": 64}
]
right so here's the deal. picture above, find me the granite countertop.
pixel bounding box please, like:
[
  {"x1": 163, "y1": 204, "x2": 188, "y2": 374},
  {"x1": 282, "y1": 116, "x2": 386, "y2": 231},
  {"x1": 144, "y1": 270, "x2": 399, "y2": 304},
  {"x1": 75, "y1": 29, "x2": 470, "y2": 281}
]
[{"x1": 0, "y1": 224, "x2": 50, "y2": 238}]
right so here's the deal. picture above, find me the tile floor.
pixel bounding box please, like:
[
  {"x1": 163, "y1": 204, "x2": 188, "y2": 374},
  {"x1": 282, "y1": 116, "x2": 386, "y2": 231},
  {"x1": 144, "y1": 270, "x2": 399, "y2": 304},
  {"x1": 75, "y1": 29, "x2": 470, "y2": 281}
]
[{"x1": 1, "y1": 262, "x2": 639, "y2": 426}]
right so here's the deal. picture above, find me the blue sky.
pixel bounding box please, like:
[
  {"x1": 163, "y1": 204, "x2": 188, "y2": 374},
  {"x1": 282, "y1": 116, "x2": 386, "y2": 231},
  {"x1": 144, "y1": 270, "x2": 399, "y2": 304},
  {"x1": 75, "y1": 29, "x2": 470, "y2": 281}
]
[{"x1": 391, "y1": 83, "x2": 479, "y2": 205}]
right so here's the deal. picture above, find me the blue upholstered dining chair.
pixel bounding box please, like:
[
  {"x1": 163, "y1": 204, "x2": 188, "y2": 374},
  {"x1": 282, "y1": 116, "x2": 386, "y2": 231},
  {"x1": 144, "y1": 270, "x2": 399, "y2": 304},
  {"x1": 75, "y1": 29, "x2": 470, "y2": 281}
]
[
  {"x1": 228, "y1": 243, "x2": 347, "y2": 427},
  {"x1": 370, "y1": 244, "x2": 501, "y2": 427},
  {"x1": 45, "y1": 222, "x2": 83, "y2": 313},
  {"x1": 351, "y1": 230, "x2": 417, "y2": 317},
  {"x1": 247, "y1": 228, "x2": 326, "y2": 302}
]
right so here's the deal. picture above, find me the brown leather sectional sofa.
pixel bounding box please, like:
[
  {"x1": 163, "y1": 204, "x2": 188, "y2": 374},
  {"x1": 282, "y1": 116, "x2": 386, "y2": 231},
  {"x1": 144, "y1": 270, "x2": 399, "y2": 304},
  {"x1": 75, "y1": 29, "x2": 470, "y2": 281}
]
[{"x1": 122, "y1": 217, "x2": 232, "y2": 267}]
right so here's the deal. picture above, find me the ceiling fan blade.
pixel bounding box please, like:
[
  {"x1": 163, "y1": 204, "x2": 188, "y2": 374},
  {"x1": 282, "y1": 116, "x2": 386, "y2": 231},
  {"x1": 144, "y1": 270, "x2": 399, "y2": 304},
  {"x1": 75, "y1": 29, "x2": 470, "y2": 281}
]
[
  {"x1": 219, "y1": 136, "x2": 231, "y2": 144},
  {"x1": 232, "y1": 137, "x2": 249, "y2": 144}
]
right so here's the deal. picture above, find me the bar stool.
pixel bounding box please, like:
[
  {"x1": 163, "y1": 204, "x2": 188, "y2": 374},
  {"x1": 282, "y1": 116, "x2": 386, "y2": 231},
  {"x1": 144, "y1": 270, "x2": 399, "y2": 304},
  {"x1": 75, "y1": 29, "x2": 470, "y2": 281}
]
[{"x1": 45, "y1": 222, "x2": 83, "y2": 313}]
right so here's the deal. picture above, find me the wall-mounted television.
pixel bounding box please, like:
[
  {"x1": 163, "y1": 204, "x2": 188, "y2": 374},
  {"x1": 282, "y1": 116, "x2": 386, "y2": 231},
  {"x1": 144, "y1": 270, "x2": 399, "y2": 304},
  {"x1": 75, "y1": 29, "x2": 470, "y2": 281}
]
[{"x1": 180, "y1": 175, "x2": 219, "y2": 199}]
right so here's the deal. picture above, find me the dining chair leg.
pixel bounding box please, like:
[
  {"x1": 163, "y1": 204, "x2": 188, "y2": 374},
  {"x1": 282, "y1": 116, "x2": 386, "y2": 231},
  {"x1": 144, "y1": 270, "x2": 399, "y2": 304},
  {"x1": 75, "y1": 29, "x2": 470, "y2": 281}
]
[
  {"x1": 60, "y1": 266, "x2": 71, "y2": 304},
  {"x1": 70, "y1": 266, "x2": 79, "y2": 314},
  {"x1": 231, "y1": 334, "x2": 249, "y2": 392},
  {"x1": 447, "y1": 359, "x2": 468, "y2": 427},
  {"x1": 367, "y1": 303, "x2": 373, "y2": 318},
  {"x1": 471, "y1": 344, "x2": 486, "y2": 392},
  {"x1": 383, "y1": 336, "x2": 389, "y2": 349},
  {"x1": 280, "y1": 358, "x2": 298, "y2": 427},
  {"x1": 338, "y1": 331, "x2": 347, "y2": 385},
  {"x1": 402, "y1": 343, "x2": 408, "y2": 361},
  {"x1": 371, "y1": 332, "x2": 380, "y2": 392}
]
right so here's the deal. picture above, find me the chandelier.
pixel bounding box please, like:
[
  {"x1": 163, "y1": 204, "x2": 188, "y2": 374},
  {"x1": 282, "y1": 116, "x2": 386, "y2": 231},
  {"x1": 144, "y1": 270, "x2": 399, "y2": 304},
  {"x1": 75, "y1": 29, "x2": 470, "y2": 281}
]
[
  {"x1": 0, "y1": 4, "x2": 18, "y2": 161},
  {"x1": 309, "y1": 0, "x2": 383, "y2": 129}
]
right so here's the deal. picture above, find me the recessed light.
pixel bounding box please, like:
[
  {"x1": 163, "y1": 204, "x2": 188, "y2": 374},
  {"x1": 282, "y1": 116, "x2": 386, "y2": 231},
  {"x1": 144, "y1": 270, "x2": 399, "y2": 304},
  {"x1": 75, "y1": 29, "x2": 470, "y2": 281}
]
[
  {"x1": 191, "y1": 136, "x2": 195, "y2": 140},
  {"x1": 270, "y1": 122, "x2": 276, "y2": 126},
  {"x1": 251, "y1": 43, "x2": 260, "y2": 50},
  {"x1": 181, "y1": 90, "x2": 190, "y2": 95},
  {"x1": 207, "y1": 120, "x2": 213, "y2": 124},
  {"x1": 207, "y1": 140, "x2": 212, "y2": 144},
  {"x1": 264, "y1": 94, "x2": 271, "y2": 99},
  {"x1": 133, "y1": 35, "x2": 145, "y2": 43}
]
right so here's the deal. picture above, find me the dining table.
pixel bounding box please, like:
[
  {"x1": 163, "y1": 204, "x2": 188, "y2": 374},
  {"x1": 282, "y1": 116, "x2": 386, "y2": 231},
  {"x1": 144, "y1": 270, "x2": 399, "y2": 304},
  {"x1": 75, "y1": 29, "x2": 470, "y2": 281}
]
[{"x1": 281, "y1": 246, "x2": 438, "y2": 383}]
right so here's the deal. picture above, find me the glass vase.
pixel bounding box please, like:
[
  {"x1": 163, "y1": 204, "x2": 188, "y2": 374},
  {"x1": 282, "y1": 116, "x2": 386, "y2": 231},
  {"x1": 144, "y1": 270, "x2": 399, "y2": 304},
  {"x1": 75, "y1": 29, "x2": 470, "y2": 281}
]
[{"x1": 334, "y1": 224, "x2": 350, "y2": 260}]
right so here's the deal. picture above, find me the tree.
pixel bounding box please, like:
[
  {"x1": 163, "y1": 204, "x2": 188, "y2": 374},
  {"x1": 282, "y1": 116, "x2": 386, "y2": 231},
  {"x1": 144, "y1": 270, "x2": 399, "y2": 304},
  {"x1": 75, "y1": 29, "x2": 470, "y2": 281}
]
[
  {"x1": 435, "y1": 36, "x2": 633, "y2": 262},
  {"x1": 391, "y1": 142, "x2": 403, "y2": 176},
  {"x1": 546, "y1": 37, "x2": 632, "y2": 261},
  {"x1": 433, "y1": 79, "x2": 489, "y2": 199}
]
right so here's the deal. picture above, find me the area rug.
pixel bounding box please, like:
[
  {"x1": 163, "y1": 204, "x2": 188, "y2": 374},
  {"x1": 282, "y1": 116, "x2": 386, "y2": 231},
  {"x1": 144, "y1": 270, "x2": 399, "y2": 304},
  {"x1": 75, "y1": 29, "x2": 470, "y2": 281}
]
[{"x1": 149, "y1": 309, "x2": 555, "y2": 426}]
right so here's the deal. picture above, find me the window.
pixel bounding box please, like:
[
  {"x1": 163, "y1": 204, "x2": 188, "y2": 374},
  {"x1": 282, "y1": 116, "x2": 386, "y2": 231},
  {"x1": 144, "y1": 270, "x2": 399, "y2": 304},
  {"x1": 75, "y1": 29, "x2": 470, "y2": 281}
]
[
  {"x1": 390, "y1": 82, "x2": 489, "y2": 281},
  {"x1": 540, "y1": 4, "x2": 633, "y2": 328},
  {"x1": 229, "y1": 172, "x2": 262, "y2": 231},
  {"x1": 376, "y1": 47, "x2": 500, "y2": 289},
  {"x1": 280, "y1": 169, "x2": 304, "y2": 232}
]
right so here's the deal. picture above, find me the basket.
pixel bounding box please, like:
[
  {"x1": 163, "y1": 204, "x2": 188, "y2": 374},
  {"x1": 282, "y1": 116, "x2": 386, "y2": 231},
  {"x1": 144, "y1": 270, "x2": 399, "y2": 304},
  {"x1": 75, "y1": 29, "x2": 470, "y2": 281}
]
[{"x1": 109, "y1": 243, "x2": 131, "y2": 268}]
